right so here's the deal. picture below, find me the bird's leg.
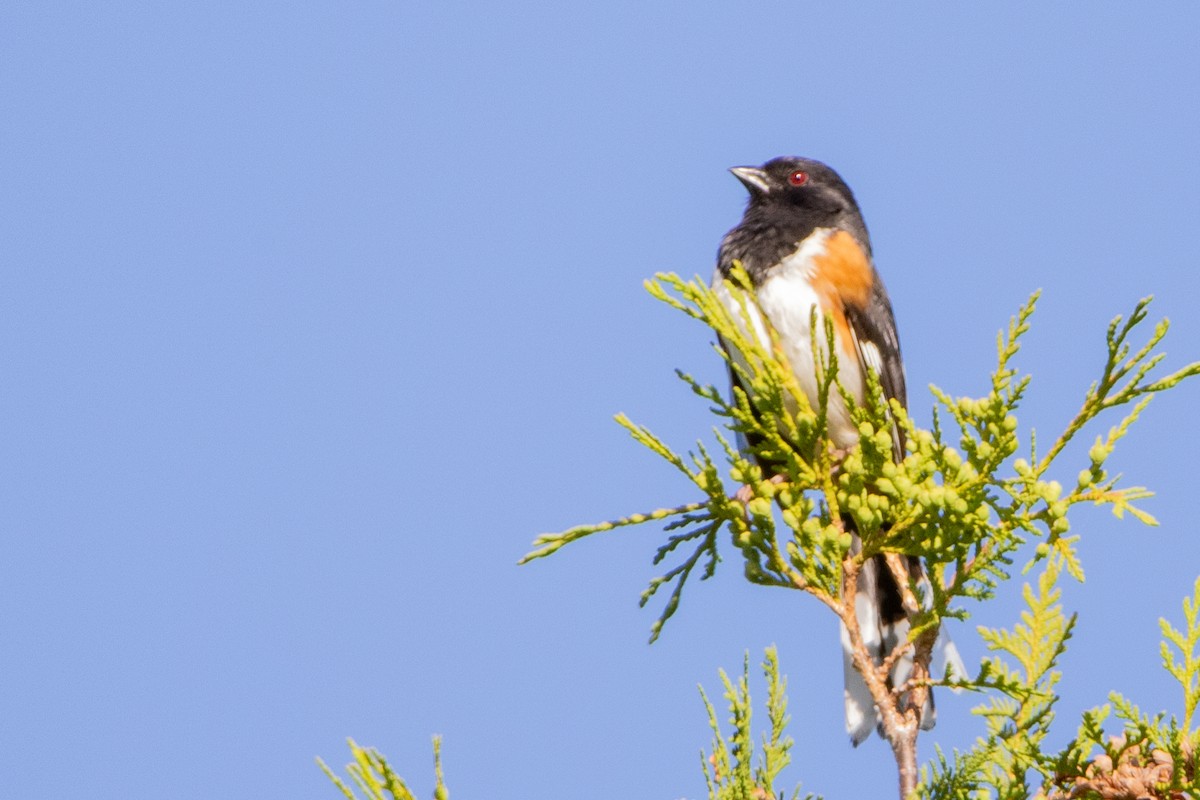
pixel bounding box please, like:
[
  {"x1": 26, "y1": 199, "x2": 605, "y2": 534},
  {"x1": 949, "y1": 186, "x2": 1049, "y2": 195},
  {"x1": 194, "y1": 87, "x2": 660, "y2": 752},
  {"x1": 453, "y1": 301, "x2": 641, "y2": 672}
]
[
  {"x1": 734, "y1": 473, "x2": 786, "y2": 505},
  {"x1": 827, "y1": 445, "x2": 851, "y2": 477}
]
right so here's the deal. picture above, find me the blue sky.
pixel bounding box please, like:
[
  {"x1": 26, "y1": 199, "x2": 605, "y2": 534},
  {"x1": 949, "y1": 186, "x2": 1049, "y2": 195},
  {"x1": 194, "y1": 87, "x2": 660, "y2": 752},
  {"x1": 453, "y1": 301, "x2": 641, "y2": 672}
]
[{"x1": 3, "y1": 3, "x2": 1200, "y2": 799}]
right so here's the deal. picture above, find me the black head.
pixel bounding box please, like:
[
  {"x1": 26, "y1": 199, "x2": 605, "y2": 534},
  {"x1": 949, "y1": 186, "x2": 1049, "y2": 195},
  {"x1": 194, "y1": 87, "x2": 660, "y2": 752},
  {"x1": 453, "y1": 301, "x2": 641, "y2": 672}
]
[{"x1": 727, "y1": 157, "x2": 870, "y2": 255}]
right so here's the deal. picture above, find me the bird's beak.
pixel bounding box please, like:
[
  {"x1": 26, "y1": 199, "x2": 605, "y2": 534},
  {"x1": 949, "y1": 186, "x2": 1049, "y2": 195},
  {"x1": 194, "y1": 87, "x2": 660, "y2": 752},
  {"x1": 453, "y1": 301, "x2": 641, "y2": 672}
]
[{"x1": 729, "y1": 166, "x2": 770, "y2": 195}]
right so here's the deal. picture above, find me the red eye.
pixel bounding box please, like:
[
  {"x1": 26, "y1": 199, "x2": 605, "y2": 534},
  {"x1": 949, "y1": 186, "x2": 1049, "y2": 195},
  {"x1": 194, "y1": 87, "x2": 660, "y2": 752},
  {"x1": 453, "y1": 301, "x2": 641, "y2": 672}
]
[{"x1": 788, "y1": 170, "x2": 809, "y2": 186}]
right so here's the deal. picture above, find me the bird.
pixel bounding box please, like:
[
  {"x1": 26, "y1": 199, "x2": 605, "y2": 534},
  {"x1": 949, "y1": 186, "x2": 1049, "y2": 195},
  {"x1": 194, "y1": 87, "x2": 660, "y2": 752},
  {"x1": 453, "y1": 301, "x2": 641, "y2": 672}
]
[{"x1": 711, "y1": 156, "x2": 964, "y2": 745}]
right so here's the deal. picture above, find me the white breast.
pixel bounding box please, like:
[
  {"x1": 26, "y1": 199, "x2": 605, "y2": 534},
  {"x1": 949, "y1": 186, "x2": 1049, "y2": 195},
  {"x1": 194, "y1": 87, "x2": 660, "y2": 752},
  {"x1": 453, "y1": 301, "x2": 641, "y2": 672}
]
[{"x1": 713, "y1": 228, "x2": 863, "y2": 450}]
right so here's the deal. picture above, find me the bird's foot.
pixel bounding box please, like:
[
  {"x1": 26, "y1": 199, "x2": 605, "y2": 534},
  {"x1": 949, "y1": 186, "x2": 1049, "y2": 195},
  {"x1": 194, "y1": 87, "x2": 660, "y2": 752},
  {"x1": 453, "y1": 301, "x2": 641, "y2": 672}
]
[
  {"x1": 733, "y1": 474, "x2": 786, "y2": 505},
  {"x1": 828, "y1": 446, "x2": 850, "y2": 477}
]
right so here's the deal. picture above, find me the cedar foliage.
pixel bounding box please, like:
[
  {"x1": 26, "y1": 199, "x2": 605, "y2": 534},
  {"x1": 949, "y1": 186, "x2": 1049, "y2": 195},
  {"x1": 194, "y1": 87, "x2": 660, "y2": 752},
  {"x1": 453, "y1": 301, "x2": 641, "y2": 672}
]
[{"x1": 322, "y1": 276, "x2": 1200, "y2": 799}]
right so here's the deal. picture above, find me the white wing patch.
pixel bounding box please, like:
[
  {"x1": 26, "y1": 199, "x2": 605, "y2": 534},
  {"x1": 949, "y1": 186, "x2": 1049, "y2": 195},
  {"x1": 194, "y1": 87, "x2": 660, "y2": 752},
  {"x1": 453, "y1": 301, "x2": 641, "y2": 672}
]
[{"x1": 858, "y1": 339, "x2": 883, "y2": 377}]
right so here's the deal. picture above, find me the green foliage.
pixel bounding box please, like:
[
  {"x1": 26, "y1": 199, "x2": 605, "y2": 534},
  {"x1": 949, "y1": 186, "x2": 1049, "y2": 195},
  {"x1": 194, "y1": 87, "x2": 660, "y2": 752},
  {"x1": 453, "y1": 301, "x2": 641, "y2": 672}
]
[
  {"x1": 519, "y1": 271, "x2": 1199, "y2": 797},
  {"x1": 918, "y1": 558, "x2": 1075, "y2": 799},
  {"x1": 916, "y1": 577, "x2": 1200, "y2": 799},
  {"x1": 318, "y1": 738, "x2": 448, "y2": 800},
  {"x1": 1161, "y1": 576, "x2": 1200, "y2": 737},
  {"x1": 1031, "y1": 577, "x2": 1200, "y2": 799},
  {"x1": 522, "y1": 275, "x2": 1196, "y2": 652},
  {"x1": 323, "y1": 275, "x2": 1200, "y2": 799},
  {"x1": 701, "y1": 647, "x2": 813, "y2": 800}
]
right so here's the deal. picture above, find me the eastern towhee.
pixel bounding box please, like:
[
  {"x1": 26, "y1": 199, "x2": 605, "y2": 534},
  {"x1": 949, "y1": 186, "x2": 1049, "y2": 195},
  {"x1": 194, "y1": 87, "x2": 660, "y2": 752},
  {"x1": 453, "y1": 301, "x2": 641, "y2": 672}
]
[{"x1": 712, "y1": 156, "x2": 964, "y2": 745}]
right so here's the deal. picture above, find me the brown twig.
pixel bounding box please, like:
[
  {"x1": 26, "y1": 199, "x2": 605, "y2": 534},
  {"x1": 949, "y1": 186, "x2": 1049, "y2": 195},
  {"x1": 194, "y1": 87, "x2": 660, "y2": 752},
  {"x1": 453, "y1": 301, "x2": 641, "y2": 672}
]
[{"x1": 839, "y1": 551, "x2": 923, "y2": 799}]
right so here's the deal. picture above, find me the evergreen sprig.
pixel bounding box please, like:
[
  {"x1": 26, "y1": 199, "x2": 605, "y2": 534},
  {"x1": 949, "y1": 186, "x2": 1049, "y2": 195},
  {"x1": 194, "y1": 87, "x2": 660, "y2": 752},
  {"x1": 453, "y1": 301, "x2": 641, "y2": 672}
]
[
  {"x1": 318, "y1": 738, "x2": 448, "y2": 800},
  {"x1": 701, "y1": 647, "x2": 812, "y2": 800},
  {"x1": 919, "y1": 557, "x2": 1075, "y2": 799},
  {"x1": 1028, "y1": 578, "x2": 1200, "y2": 799}
]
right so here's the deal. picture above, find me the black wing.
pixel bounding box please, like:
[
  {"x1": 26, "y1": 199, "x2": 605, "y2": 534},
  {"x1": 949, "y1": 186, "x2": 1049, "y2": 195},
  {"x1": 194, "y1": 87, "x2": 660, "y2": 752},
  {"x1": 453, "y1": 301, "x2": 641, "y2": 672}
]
[{"x1": 844, "y1": 276, "x2": 907, "y2": 458}]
